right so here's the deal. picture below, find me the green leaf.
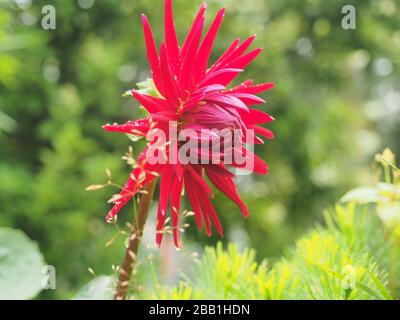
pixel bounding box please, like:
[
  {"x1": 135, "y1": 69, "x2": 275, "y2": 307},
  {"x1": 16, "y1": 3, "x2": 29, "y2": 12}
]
[
  {"x1": 72, "y1": 275, "x2": 115, "y2": 300},
  {"x1": 365, "y1": 269, "x2": 393, "y2": 300},
  {"x1": 0, "y1": 227, "x2": 46, "y2": 300},
  {"x1": 126, "y1": 133, "x2": 143, "y2": 142}
]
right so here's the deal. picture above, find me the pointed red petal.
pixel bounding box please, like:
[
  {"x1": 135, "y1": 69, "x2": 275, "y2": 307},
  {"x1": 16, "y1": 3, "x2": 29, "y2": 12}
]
[
  {"x1": 186, "y1": 165, "x2": 213, "y2": 196},
  {"x1": 155, "y1": 202, "x2": 167, "y2": 247},
  {"x1": 227, "y1": 48, "x2": 262, "y2": 71},
  {"x1": 209, "y1": 37, "x2": 240, "y2": 72},
  {"x1": 106, "y1": 150, "x2": 160, "y2": 221},
  {"x1": 199, "y1": 189, "x2": 223, "y2": 237},
  {"x1": 156, "y1": 165, "x2": 175, "y2": 246},
  {"x1": 131, "y1": 90, "x2": 172, "y2": 113},
  {"x1": 230, "y1": 82, "x2": 275, "y2": 94},
  {"x1": 141, "y1": 15, "x2": 164, "y2": 95},
  {"x1": 229, "y1": 93, "x2": 265, "y2": 106},
  {"x1": 199, "y1": 68, "x2": 243, "y2": 87},
  {"x1": 250, "y1": 125, "x2": 274, "y2": 139},
  {"x1": 160, "y1": 43, "x2": 180, "y2": 106},
  {"x1": 193, "y1": 8, "x2": 225, "y2": 84},
  {"x1": 181, "y1": 3, "x2": 207, "y2": 57},
  {"x1": 210, "y1": 35, "x2": 257, "y2": 73},
  {"x1": 184, "y1": 176, "x2": 203, "y2": 231},
  {"x1": 220, "y1": 35, "x2": 256, "y2": 67},
  {"x1": 205, "y1": 93, "x2": 249, "y2": 112},
  {"x1": 205, "y1": 166, "x2": 249, "y2": 217},
  {"x1": 180, "y1": 15, "x2": 205, "y2": 90},
  {"x1": 102, "y1": 118, "x2": 150, "y2": 136},
  {"x1": 230, "y1": 147, "x2": 269, "y2": 174},
  {"x1": 170, "y1": 176, "x2": 183, "y2": 247},
  {"x1": 141, "y1": 14, "x2": 159, "y2": 73},
  {"x1": 239, "y1": 108, "x2": 275, "y2": 125},
  {"x1": 164, "y1": 0, "x2": 180, "y2": 74}
]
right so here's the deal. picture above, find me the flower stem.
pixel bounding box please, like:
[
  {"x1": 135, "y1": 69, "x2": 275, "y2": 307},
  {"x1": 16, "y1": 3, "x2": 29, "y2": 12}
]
[{"x1": 114, "y1": 178, "x2": 157, "y2": 300}]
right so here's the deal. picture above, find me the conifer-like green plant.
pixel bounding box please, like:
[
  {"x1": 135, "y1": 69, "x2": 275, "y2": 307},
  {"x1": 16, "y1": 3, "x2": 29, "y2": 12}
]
[{"x1": 140, "y1": 149, "x2": 399, "y2": 300}]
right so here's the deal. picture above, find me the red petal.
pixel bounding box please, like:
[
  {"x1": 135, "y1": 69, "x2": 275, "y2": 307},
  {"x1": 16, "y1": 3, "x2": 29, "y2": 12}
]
[
  {"x1": 227, "y1": 48, "x2": 262, "y2": 71},
  {"x1": 141, "y1": 14, "x2": 159, "y2": 74},
  {"x1": 230, "y1": 147, "x2": 269, "y2": 174},
  {"x1": 228, "y1": 35, "x2": 257, "y2": 62},
  {"x1": 209, "y1": 37, "x2": 240, "y2": 72},
  {"x1": 184, "y1": 176, "x2": 203, "y2": 231},
  {"x1": 141, "y1": 15, "x2": 164, "y2": 95},
  {"x1": 199, "y1": 68, "x2": 243, "y2": 88},
  {"x1": 199, "y1": 189, "x2": 223, "y2": 237},
  {"x1": 156, "y1": 165, "x2": 175, "y2": 246},
  {"x1": 231, "y1": 82, "x2": 275, "y2": 94},
  {"x1": 160, "y1": 43, "x2": 180, "y2": 106},
  {"x1": 186, "y1": 165, "x2": 213, "y2": 196},
  {"x1": 229, "y1": 93, "x2": 265, "y2": 106},
  {"x1": 239, "y1": 108, "x2": 274, "y2": 125},
  {"x1": 131, "y1": 90, "x2": 172, "y2": 113},
  {"x1": 180, "y1": 15, "x2": 204, "y2": 90},
  {"x1": 195, "y1": 84, "x2": 225, "y2": 95},
  {"x1": 250, "y1": 125, "x2": 274, "y2": 139},
  {"x1": 164, "y1": 0, "x2": 180, "y2": 75},
  {"x1": 170, "y1": 176, "x2": 184, "y2": 247},
  {"x1": 102, "y1": 118, "x2": 150, "y2": 136},
  {"x1": 211, "y1": 35, "x2": 256, "y2": 71},
  {"x1": 193, "y1": 8, "x2": 225, "y2": 84},
  {"x1": 181, "y1": 92, "x2": 206, "y2": 112},
  {"x1": 205, "y1": 166, "x2": 249, "y2": 217},
  {"x1": 181, "y1": 3, "x2": 207, "y2": 58},
  {"x1": 205, "y1": 93, "x2": 249, "y2": 112},
  {"x1": 106, "y1": 150, "x2": 160, "y2": 221}
]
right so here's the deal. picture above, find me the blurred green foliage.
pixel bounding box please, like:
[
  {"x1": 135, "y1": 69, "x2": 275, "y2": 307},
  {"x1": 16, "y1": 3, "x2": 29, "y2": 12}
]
[
  {"x1": 140, "y1": 204, "x2": 399, "y2": 300},
  {"x1": 0, "y1": 0, "x2": 399, "y2": 299}
]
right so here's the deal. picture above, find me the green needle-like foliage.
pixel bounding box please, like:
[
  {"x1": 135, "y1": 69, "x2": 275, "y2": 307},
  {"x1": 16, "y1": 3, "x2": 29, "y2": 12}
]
[{"x1": 145, "y1": 203, "x2": 395, "y2": 300}]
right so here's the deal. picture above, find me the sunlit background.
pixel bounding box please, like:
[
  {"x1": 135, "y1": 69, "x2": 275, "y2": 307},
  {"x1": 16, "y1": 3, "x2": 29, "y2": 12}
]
[{"x1": 0, "y1": 0, "x2": 399, "y2": 299}]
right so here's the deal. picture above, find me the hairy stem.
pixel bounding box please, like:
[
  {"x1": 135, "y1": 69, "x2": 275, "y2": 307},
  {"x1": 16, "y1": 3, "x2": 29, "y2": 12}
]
[{"x1": 114, "y1": 178, "x2": 157, "y2": 300}]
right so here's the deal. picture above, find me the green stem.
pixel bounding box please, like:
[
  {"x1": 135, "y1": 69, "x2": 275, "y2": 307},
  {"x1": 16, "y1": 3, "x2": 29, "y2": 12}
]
[{"x1": 114, "y1": 178, "x2": 157, "y2": 300}]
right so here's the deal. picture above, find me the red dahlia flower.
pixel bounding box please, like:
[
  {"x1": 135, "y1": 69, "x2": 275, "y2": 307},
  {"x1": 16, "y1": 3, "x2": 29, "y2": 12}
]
[{"x1": 103, "y1": 0, "x2": 275, "y2": 248}]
